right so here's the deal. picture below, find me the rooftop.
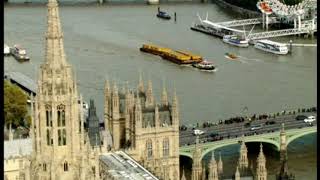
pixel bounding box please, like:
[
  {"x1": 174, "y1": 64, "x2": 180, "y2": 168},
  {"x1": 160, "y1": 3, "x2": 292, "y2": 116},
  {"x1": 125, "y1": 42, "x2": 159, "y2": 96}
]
[
  {"x1": 4, "y1": 138, "x2": 32, "y2": 159},
  {"x1": 4, "y1": 71, "x2": 37, "y2": 94},
  {"x1": 100, "y1": 151, "x2": 159, "y2": 180}
]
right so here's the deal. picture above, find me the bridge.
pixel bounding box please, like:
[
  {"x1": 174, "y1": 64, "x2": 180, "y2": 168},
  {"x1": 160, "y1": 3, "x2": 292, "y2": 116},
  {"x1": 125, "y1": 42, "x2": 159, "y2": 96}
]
[
  {"x1": 179, "y1": 112, "x2": 317, "y2": 160},
  {"x1": 215, "y1": 17, "x2": 278, "y2": 27}
]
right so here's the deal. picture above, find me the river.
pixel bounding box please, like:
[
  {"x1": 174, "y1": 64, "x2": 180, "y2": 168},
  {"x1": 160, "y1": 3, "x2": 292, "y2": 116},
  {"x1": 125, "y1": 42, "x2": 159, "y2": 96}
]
[{"x1": 4, "y1": 3, "x2": 317, "y2": 179}]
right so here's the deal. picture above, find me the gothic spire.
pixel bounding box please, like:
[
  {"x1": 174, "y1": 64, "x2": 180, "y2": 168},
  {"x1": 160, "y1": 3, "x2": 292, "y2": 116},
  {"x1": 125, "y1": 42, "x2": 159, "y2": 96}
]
[
  {"x1": 256, "y1": 143, "x2": 267, "y2": 180},
  {"x1": 218, "y1": 152, "x2": 223, "y2": 175},
  {"x1": 238, "y1": 140, "x2": 249, "y2": 170},
  {"x1": 138, "y1": 72, "x2": 144, "y2": 93},
  {"x1": 161, "y1": 84, "x2": 168, "y2": 106},
  {"x1": 235, "y1": 166, "x2": 240, "y2": 180},
  {"x1": 45, "y1": 0, "x2": 67, "y2": 67},
  {"x1": 208, "y1": 151, "x2": 219, "y2": 180},
  {"x1": 145, "y1": 79, "x2": 154, "y2": 107},
  {"x1": 181, "y1": 167, "x2": 187, "y2": 180}
]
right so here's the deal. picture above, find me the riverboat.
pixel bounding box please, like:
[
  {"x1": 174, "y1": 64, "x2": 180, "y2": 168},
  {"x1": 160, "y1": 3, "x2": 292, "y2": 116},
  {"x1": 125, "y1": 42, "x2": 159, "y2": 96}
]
[
  {"x1": 222, "y1": 35, "x2": 249, "y2": 47},
  {"x1": 140, "y1": 44, "x2": 203, "y2": 65},
  {"x1": 254, "y1": 39, "x2": 288, "y2": 55},
  {"x1": 225, "y1": 53, "x2": 238, "y2": 60},
  {"x1": 10, "y1": 45, "x2": 30, "y2": 61},
  {"x1": 4, "y1": 44, "x2": 10, "y2": 56},
  {"x1": 192, "y1": 60, "x2": 216, "y2": 71},
  {"x1": 157, "y1": 11, "x2": 171, "y2": 20}
]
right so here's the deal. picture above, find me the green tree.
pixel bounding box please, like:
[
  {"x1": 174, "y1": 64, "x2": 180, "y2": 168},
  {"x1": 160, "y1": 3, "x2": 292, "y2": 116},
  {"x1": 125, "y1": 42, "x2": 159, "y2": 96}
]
[{"x1": 4, "y1": 80, "x2": 28, "y2": 129}]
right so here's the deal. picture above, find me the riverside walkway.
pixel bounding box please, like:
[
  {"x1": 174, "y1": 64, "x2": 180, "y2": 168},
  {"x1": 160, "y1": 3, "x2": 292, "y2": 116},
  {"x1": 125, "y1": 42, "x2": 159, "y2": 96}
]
[{"x1": 179, "y1": 111, "x2": 317, "y2": 160}]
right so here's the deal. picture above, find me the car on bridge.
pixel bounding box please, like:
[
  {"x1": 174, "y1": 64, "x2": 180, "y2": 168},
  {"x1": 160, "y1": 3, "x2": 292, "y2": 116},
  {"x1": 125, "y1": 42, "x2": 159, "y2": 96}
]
[
  {"x1": 296, "y1": 115, "x2": 307, "y2": 121},
  {"x1": 304, "y1": 116, "x2": 316, "y2": 123},
  {"x1": 265, "y1": 120, "x2": 276, "y2": 125},
  {"x1": 193, "y1": 129, "x2": 205, "y2": 135},
  {"x1": 250, "y1": 124, "x2": 262, "y2": 131}
]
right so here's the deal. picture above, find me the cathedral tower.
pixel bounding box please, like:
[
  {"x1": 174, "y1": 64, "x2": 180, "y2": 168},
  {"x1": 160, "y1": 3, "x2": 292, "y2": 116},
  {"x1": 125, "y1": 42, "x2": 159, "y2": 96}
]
[{"x1": 30, "y1": 0, "x2": 95, "y2": 179}]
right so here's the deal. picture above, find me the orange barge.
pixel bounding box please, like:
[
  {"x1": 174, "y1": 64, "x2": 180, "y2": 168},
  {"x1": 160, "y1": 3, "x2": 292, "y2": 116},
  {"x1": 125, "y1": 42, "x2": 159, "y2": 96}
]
[{"x1": 140, "y1": 44, "x2": 203, "y2": 65}]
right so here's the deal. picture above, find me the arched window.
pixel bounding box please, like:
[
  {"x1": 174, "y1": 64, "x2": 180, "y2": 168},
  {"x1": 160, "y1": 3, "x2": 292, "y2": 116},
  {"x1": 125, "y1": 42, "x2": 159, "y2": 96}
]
[
  {"x1": 43, "y1": 163, "x2": 47, "y2": 171},
  {"x1": 46, "y1": 129, "x2": 50, "y2": 145},
  {"x1": 64, "y1": 162, "x2": 68, "y2": 171},
  {"x1": 57, "y1": 104, "x2": 65, "y2": 127},
  {"x1": 146, "y1": 140, "x2": 153, "y2": 159},
  {"x1": 163, "y1": 138, "x2": 169, "y2": 157},
  {"x1": 45, "y1": 105, "x2": 52, "y2": 127}
]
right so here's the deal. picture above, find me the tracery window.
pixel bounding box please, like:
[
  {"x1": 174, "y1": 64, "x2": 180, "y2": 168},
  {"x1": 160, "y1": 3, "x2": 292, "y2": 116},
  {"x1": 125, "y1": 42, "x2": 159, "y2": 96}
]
[
  {"x1": 57, "y1": 104, "x2": 66, "y2": 146},
  {"x1": 45, "y1": 105, "x2": 52, "y2": 127},
  {"x1": 163, "y1": 138, "x2": 169, "y2": 157},
  {"x1": 57, "y1": 104, "x2": 65, "y2": 127},
  {"x1": 146, "y1": 139, "x2": 153, "y2": 159}
]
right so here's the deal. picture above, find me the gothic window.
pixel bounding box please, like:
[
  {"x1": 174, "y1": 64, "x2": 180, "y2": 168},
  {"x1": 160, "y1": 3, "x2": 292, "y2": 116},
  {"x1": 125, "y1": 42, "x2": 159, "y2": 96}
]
[
  {"x1": 46, "y1": 129, "x2": 50, "y2": 145},
  {"x1": 163, "y1": 138, "x2": 169, "y2": 157},
  {"x1": 92, "y1": 166, "x2": 96, "y2": 177},
  {"x1": 43, "y1": 163, "x2": 47, "y2": 171},
  {"x1": 64, "y1": 162, "x2": 68, "y2": 171},
  {"x1": 45, "y1": 105, "x2": 52, "y2": 127},
  {"x1": 58, "y1": 129, "x2": 62, "y2": 146},
  {"x1": 57, "y1": 104, "x2": 65, "y2": 127},
  {"x1": 62, "y1": 129, "x2": 66, "y2": 145},
  {"x1": 146, "y1": 139, "x2": 153, "y2": 159}
]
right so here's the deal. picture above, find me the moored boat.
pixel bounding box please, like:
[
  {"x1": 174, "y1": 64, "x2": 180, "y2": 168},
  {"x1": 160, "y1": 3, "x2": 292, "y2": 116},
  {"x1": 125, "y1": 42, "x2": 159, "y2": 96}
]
[
  {"x1": 10, "y1": 44, "x2": 30, "y2": 61},
  {"x1": 192, "y1": 60, "x2": 216, "y2": 71},
  {"x1": 257, "y1": 2, "x2": 273, "y2": 15},
  {"x1": 254, "y1": 39, "x2": 288, "y2": 55},
  {"x1": 4, "y1": 44, "x2": 10, "y2": 56},
  {"x1": 223, "y1": 35, "x2": 249, "y2": 47},
  {"x1": 157, "y1": 11, "x2": 171, "y2": 20}
]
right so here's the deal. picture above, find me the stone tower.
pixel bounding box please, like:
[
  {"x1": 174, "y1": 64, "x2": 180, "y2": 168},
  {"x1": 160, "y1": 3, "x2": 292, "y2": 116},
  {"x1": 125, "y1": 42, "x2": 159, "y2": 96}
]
[
  {"x1": 105, "y1": 75, "x2": 180, "y2": 179},
  {"x1": 277, "y1": 123, "x2": 295, "y2": 180},
  {"x1": 256, "y1": 143, "x2": 267, "y2": 180},
  {"x1": 208, "y1": 151, "x2": 219, "y2": 180},
  {"x1": 29, "y1": 0, "x2": 101, "y2": 179},
  {"x1": 192, "y1": 136, "x2": 202, "y2": 180},
  {"x1": 238, "y1": 140, "x2": 249, "y2": 171}
]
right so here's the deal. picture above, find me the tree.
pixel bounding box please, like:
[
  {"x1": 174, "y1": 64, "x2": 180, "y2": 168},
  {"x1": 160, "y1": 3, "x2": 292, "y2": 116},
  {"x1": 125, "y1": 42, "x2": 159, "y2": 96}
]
[{"x1": 4, "y1": 80, "x2": 28, "y2": 129}]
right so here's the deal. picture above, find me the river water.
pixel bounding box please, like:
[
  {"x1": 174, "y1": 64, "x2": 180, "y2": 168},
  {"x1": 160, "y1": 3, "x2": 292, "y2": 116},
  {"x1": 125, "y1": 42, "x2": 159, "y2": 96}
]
[{"x1": 4, "y1": 3, "x2": 316, "y2": 179}]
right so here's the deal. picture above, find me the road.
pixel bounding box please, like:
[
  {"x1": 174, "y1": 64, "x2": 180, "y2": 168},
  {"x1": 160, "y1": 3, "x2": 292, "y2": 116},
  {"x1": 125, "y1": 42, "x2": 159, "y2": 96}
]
[{"x1": 179, "y1": 112, "x2": 316, "y2": 146}]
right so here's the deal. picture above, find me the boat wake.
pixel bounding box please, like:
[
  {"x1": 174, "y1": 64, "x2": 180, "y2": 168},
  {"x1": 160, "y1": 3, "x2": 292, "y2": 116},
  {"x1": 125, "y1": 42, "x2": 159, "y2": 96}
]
[{"x1": 238, "y1": 56, "x2": 263, "y2": 62}]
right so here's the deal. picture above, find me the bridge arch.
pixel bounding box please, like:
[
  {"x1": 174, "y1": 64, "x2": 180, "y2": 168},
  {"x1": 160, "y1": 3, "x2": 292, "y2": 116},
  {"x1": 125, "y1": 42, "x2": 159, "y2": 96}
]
[
  {"x1": 200, "y1": 139, "x2": 279, "y2": 160},
  {"x1": 179, "y1": 152, "x2": 193, "y2": 159},
  {"x1": 286, "y1": 129, "x2": 317, "y2": 147}
]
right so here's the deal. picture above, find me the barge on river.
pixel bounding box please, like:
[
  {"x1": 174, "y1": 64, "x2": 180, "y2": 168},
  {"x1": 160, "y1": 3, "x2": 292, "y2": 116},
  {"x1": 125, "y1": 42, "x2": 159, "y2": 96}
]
[{"x1": 140, "y1": 44, "x2": 203, "y2": 65}]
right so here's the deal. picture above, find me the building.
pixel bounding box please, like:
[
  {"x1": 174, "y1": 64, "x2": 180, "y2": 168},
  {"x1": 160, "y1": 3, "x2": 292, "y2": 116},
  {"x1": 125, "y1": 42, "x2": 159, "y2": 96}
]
[
  {"x1": 3, "y1": 0, "x2": 178, "y2": 179},
  {"x1": 104, "y1": 76, "x2": 180, "y2": 179}
]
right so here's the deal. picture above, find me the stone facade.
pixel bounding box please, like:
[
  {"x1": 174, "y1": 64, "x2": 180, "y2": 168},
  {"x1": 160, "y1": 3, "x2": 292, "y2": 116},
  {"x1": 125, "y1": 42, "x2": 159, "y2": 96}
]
[{"x1": 105, "y1": 76, "x2": 180, "y2": 179}]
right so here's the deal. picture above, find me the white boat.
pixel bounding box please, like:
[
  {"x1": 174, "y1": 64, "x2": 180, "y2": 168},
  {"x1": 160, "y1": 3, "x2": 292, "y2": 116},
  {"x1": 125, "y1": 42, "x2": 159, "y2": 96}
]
[
  {"x1": 10, "y1": 44, "x2": 30, "y2": 61},
  {"x1": 192, "y1": 60, "x2": 216, "y2": 71},
  {"x1": 4, "y1": 44, "x2": 10, "y2": 55},
  {"x1": 147, "y1": 0, "x2": 159, "y2": 5},
  {"x1": 223, "y1": 35, "x2": 249, "y2": 47},
  {"x1": 254, "y1": 39, "x2": 289, "y2": 55}
]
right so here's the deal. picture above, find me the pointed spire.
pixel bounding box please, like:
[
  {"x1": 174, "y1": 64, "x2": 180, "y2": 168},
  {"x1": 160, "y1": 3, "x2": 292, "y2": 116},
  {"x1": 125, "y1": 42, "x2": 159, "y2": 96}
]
[
  {"x1": 218, "y1": 152, "x2": 223, "y2": 175},
  {"x1": 45, "y1": 0, "x2": 67, "y2": 67},
  {"x1": 161, "y1": 83, "x2": 168, "y2": 106},
  {"x1": 256, "y1": 143, "x2": 267, "y2": 180},
  {"x1": 145, "y1": 79, "x2": 154, "y2": 107},
  {"x1": 211, "y1": 151, "x2": 216, "y2": 163},
  {"x1": 138, "y1": 72, "x2": 144, "y2": 93},
  {"x1": 239, "y1": 140, "x2": 248, "y2": 170},
  {"x1": 202, "y1": 163, "x2": 206, "y2": 180},
  {"x1": 235, "y1": 166, "x2": 240, "y2": 180},
  {"x1": 181, "y1": 167, "x2": 187, "y2": 180}
]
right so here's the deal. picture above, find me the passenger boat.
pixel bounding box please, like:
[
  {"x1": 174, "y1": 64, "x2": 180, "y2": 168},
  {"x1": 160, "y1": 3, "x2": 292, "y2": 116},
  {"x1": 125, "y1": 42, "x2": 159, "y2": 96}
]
[
  {"x1": 157, "y1": 11, "x2": 171, "y2": 20},
  {"x1": 225, "y1": 53, "x2": 239, "y2": 60},
  {"x1": 4, "y1": 44, "x2": 10, "y2": 56},
  {"x1": 10, "y1": 45, "x2": 30, "y2": 61},
  {"x1": 192, "y1": 60, "x2": 216, "y2": 71},
  {"x1": 222, "y1": 35, "x2": 249, "y2": 47},
  {"x1": 254, "y1": 39, "x2": 288, "y2": 55}
]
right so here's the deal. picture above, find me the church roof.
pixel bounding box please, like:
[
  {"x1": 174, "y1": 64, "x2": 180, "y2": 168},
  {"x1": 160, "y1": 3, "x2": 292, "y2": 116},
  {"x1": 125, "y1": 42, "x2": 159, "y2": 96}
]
[
  {"x1": 86, "y1": 99, "x2": 101, "y2": 147},
  {"x1": 4, "y1": 138, "x2": 32, "y2": 159},
  {"x1": 4, "y1": 71, "x2": 37, "y2": 94}
]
